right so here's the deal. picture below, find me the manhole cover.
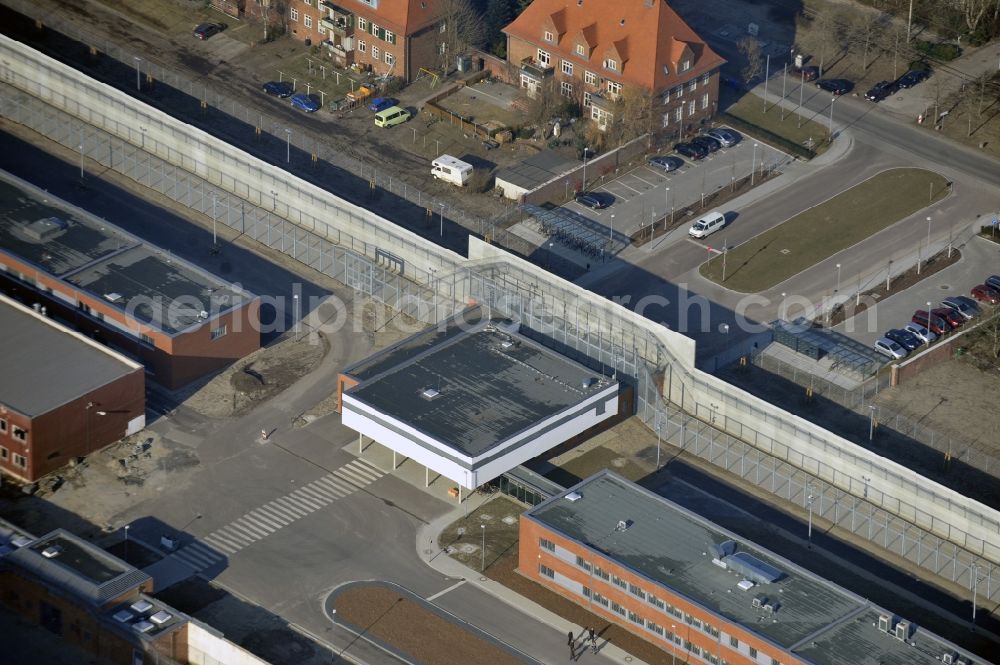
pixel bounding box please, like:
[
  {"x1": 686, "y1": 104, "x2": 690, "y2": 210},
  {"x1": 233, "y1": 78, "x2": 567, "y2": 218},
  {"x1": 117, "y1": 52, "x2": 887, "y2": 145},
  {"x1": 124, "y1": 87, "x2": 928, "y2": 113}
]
[
  {"x1": 940, "y1": 284, "x2": 951, "y2": 290},
  {"x1": 780, "y1": 249, "x2": 791, "y2": 255}
]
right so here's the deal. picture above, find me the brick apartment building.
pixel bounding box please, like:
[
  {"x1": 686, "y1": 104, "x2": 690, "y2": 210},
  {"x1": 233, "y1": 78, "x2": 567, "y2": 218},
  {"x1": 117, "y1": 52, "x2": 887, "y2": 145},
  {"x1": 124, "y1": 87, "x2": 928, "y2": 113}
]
[
  {"x1": 285, "y1": 0, "x2": 448, "y2": 82},
  {"x1": 0, "y1": 296, "x2": 145, "y2": 483},
  {"x1": 0, "y1": 175, "x2": 259, "y2": 390},
  {"x1": 520, "y1": 471, "x2": 985, "y2": 665},
  {"x1": 503, "y1": 0, "x2": 725, "y2": 134}
]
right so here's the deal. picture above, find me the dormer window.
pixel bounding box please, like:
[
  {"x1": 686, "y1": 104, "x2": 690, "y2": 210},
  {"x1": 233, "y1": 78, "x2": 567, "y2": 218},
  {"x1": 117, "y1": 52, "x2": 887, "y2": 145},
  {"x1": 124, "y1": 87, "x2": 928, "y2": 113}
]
[
  {"x1": 544, "y1": 30, "x2": 554, "y2": 43},
  {"x1": 604, "y1": 58, "x2": 617, "y2": 71},
  {"x1": 576, "y1": 43, "x2": 586, "y2": 57},
  {"x1": 680, "y1": 60, "x2": 691, "y2": 72}
]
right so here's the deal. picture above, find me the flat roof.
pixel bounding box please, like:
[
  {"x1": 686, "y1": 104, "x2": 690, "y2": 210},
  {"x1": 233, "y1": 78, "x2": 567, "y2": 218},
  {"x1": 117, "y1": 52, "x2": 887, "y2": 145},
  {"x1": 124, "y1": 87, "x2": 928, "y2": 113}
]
[
  {"x1": 0, "y1": 297, "x2": 140, "y2": 417},
  {"x1": 0, "y1": 173, "x2": 252, "y2": 335},
  {"x1": 4, "y1": 529, "x2": 150, "y2": 607},
  {"x1": 496, "y1": 150, "x2": 579, "y2": 190},
  {"x1": 345, "y1": 315, "x2": 612, "y2": 457},
  {"x1": 526, "y1": 472, "x2": 982, "y2": 665}
]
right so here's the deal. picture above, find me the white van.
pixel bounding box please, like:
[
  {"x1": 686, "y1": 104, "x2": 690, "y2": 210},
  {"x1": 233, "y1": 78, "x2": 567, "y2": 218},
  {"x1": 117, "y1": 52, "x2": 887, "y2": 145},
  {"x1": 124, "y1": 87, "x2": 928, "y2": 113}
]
[
  {"x1": 688, "y1": 211, "x2": 726, "y2": 238},
  {"x1": 431, "y1": 155, "x2": 473, "y2": 187}
]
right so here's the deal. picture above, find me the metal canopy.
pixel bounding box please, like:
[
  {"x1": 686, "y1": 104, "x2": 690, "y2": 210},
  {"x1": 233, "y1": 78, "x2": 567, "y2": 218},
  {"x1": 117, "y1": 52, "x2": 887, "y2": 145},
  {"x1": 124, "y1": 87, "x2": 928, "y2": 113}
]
[{"x1": 519, "y1": 204, "x2": 629, "y2": 259}]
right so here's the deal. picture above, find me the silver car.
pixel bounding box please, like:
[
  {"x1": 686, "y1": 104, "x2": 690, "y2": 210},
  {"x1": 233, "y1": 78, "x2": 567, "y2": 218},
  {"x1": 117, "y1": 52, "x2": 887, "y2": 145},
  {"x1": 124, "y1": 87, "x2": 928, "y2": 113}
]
[
  {"x1": 706, "y1": 127, "x2": 741, "y2": 147},
  {"x1": 873, "y1": 337, "x2": 908, "y2": 360},
  {"x1": 903, "y1": 322, "x2": 937, "y2": 344}
]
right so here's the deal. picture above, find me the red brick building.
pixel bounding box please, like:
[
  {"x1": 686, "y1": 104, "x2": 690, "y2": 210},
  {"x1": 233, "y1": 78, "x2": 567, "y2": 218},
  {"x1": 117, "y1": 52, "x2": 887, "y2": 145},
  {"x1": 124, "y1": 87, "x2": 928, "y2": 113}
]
[
  {"x1": 0, "y1": 176, "x2": 260, "y2": 390},
  {"x1": 286, "y1": 0, "x2": 448, "y2": 82},
  {"x1": 0, "y1": 296, "x2": 145, "y2": 483},
  {"x1": 503, "y1": 0, "x2": 725, "y2": 134},
  {"x1": 520, "y1": 471, "x2": 984, "y2": 665}
]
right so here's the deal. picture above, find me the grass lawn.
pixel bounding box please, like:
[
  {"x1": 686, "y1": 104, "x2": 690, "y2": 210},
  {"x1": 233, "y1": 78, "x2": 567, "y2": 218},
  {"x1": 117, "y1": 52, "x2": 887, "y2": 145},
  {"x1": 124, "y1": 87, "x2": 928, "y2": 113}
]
[
  {"x1": 700, "y1": 168, "x2": 949, "y2": 292},
  {"x1": 724, "y1": 92, "x2": 830, "y2": 154},
  {"x1": 440, "y1": 496, "x2": 525, "y2": 572}
]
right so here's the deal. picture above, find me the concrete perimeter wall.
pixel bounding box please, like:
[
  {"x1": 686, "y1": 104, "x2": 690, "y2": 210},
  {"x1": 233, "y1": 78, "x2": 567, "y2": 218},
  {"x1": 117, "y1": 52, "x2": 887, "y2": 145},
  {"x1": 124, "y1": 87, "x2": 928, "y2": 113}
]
[
  {"x1": 3, "y1": 34, "x2": 998, "y2": 566},
  {"x1": 186, "y1": 622, "x2": 270, "y2": 665}
]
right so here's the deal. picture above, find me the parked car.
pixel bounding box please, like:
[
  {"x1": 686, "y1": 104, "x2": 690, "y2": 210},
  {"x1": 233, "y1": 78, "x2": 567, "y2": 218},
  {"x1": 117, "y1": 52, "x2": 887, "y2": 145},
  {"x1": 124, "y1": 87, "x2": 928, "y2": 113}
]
[
  {"x1": 374, "y1": 105, "x2": 411, "y2": 127},
  {"x1": 970, "y1": 283, "x2": 1000, "y2": 304},
  {"x1": 912, "y1": 310, "x2": 949, "y2": 335},
  {"x1": 874, "y1": 337, "x2": 908, "y2": 360},
  {"x1": 291, "y1": 93, "x2": 321, "y2": 113},
  {"x1": 262, "y1": 81, "x2": 294, "y2": 98},
  {"x1": 903, "y1": 322, "x2": 938, "y2": 344},
  {"x1": 575, "y1": 192, "x2": 607, "y2": 209},
  {"x1": 795, "y1": 65, "x2": 820, "y2": 82},
  {"x1": 706, "y1": 127, "x2": 742, "y2": 147},
  {"x1": 193, "y1": 22, "x2": 224, "y2": 40},
  {"x1": 884, "y1": 328, "x2": 922, "y2": 352},
  {"x1": 368, "y1": 97, "x2": 398, "y2": 113},
  {"x1": 649, "y1": 155, "x2": 684, "y2": 172},
  {"x1": 896, "y1": 69, "x2": 930, "y2": 89},
  {"x1": 816, "y1": 79, "x2": 853, "y2": 95},
  {"x1": 931, "y1": 306, "x2": 964, "y2": 329},
  {"x1": 985, "y1": 275, "x2": 1000, "y2": 292},
  {"x1": 690, "y1": 135, "x2": 722, "y2": 153},
  {"x1": 864, "y1": 80, "x2": 897, "y2": 102},
  {"x1": 674, "y1": 141, "x2": 708, "y2": 160}
]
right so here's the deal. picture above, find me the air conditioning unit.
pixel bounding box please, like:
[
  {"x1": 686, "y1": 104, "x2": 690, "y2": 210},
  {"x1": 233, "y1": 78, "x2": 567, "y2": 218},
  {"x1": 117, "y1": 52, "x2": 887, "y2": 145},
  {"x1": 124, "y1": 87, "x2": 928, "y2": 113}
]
[
  {"x1": 894, "y1": 620, "x2": 911, "y2": 641},
  {"x1": 752, "y1": 595, "x2": 766, "y2": 609},
  {"x1": 941, "y1": 654, "x2": 954, "y2": 665},
  {"x1": 878, "y1": 614, "x2": 893, "y2": 633}
]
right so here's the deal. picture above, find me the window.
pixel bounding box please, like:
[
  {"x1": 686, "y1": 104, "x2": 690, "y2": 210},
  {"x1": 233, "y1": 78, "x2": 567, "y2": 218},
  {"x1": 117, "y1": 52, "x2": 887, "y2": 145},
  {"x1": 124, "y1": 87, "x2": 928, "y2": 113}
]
[
  {"x1": 12, "y1": 427, "x2": 27, "y2": 443},
  {"x1": 576, "y1": 43, "x2": 585, "y2": 56},
  {"x1": 0, "y1": 418, "x2": 6, "y2": 434},
  {"x1": 358, "y1": 17, "x2": 367, "y2": 31},
  {"x1": 303, "y1": 15, "x2": 313, "y2": 29},
  {"x1": 539, "y1": 564, "x2": 554, "y2": 578},
  {"x1": 544, "y1": 30, "x2": 554, "y2": 42},
  {"x1": 701, "y1": 93, "x2": 710, "y2": 110},
  {"x1": 628, "y1": 583, "x2": 646, "y2": 600},
  {"x1": 688, "y1": 100, "x2": 696, "y2": 116},
  {"x1": 648, "y1": 594, "x2": 665, "y2": 609},
  {"x1": 439, "y1": 42, "x2": 447, "y2": 55},
  {"x1": 560, "y1": 81, "x2": 573, "y2": 97},
  {"x1": 575, "y1": 555, "x2": 591, "y2": 572},
  {"x1": 304, "y1": 0, "x2": 312, "y2": 4},
  {"x1": 585, "y1": 70, "x2": 597, "y2": 86},
  {"x1": 0, "y1": 446, "x2": 7, "y2": 459},
  {"x1": 290, "y1": 7, "x2": 298, "y2": 21},
  {"x1": 647, "y1": 622, "x2": 663, "y2": 635},
  {"x1": 675, "y1": 84, "x2": 684, "y2": 98},
  {"x1": 628, "y1": 611, "x2": 642, "y2": 624},
  {"x1": 385, "y1": 52, "x2": 394, "y2": 65},
  {"x1": 607, "y1": 80, "x2": 621, "y2": 97},
  {"x1": 561, "y1": 60, "x2": 573, "y2": 76},
  {"x1": 140, "y1": 333, "x2": 154, "y2": 346},
  {"x1": 772, "y1": 659, "x2": 782, "y2": 665},
  {"x1": 688, "y1": 79, "x2": 697, "y2": 93},
  {"x1": 358, "y1": 40, "x2": 367, "y2": 52},
  {"x1": 593, "y1": 565, "x2": 609, "y2": 581},
  {"x1": 210, "y1": 325, "x2": 227, "y2": 341},
  {"x1": 610, "y1": 601, "x2": 626, "y2": 617},
  {"x1": 691, "y1": 645, "x2": 702, "y2": 657},
  {"x1": 611, "y1": 575, "x2": 627, "y2": 589},
  {"x1": 702, "y1": 73, "x2": 710, "y2": 85},
  {"x1": 440, "y1": 20, "x2": 447, "y2": 33},
  {"x1": 583, "y1": 91, "x2": 592, "y2": 107},
  {"x1": 385, "y1": 30, "x2": 396, "y2": 44},
  {"x1": 537, "y1": 49, "x2": 550, "y2": 66},
  {"x1": 729, "y1": 636, "x2": 739, "y2": 648},
  {"x1": 539, "y1": 537, "x2": 555, "y2": 551},
  {"x1": 604, "y1": 58, "x2": 617, "y2": 71},
  {"x1": 681, "y1": 60, "x2": 691, "y2": 72},
  {"x1": 592, "y1": 591, "x2": 609, "y2": 607},
  {"x1": 749, "y1": 647, "x2": 758, "y2": 658},
  {"x1": 372, "y1": 45, "x2": 380, "y2": 60},
  {"x1": 662, "y1": 90, "x2": 670, "y2": 104},
  {"x1": 318, "y1": 23, "x2": 326, "y2": 35},
  {"x1": 14, "y1": 454, "x2": 26, "y2": 468}
]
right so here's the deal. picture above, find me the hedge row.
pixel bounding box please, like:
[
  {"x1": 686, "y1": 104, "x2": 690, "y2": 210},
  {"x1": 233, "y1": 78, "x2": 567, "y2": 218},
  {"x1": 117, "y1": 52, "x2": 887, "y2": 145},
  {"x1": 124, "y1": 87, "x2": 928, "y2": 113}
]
[{"x1": 719, "y1": 113, "x2": 816, "y2": 161}]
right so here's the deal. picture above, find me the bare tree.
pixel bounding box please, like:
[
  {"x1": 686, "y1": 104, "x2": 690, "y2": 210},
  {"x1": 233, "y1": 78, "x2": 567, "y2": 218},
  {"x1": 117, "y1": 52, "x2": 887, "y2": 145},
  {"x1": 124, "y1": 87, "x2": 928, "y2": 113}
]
[
  {"x1": 437, "y1": 0, "x2": 486, "y2": 72},
  {"x1": 849, "y1": 11, "x2": 888, "y2": 73},
  {"x1": 608, "y1": 84, "x2": 654, "y2": 147},
  {"x1": 946, "y1": 0, "x2": 996, "y2": 33},
  {"x1": 737, "y1": 37, "x2": 763, "y2": 86},
  {"x1": 810, "y1": 10, "x2": 848, "y2": 76},
  {"x1": 519, "y1": 77, "x2": 562, "y2": 128}
]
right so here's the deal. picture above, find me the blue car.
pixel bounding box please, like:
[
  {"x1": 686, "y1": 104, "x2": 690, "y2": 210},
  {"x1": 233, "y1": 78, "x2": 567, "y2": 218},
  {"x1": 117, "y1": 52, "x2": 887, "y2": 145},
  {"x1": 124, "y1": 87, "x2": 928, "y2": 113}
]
[
  {"x1": 291, "y1": 93, "x2": 320, "y2": 113},
  {"x1": 368, "y1": 96, "x2": 398, "y2": 113},
  {"x1": 263, "y1": 81, "x2": 294, "y2": 98}
]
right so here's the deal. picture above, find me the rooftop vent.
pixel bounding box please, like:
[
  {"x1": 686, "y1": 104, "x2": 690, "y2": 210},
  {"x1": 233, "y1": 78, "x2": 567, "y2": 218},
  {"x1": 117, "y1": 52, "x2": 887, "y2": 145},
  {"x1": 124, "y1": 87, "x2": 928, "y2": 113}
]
[
  {"x1": 894, "y1": 620, "x2": 911, "y2": 641},
  {"x1": 130, "y1": 599, "x2": 154, "y2": 614},
  {"x1": 132, "y1": 620, "x2": 155, "y2": 634},
  {"x1": 104, "y1": 293, "x2": 124, "y2": 303},
  {"x1": 23, "y1": 217, "x2": 68, "y2": 241},
  {"x1": 581, "y1": 377, "x2": 595, "y2": 389},
  {"x1": 198, "y1": 310, "x2": 209, "y2": 319},
  {"x1": 709, "y1": 540, "x2": 737, "y2": 559},
  {"x1": 41, "y1": 545, "x2": 63, "y2": 559},
  {"x1": 149, "y1": 610, "x2": 173, "y2": 625},
  {"x1": 752, "y1": 594, "x2": 767, "y2": 609},
  {"x1": 11, "y1": 535, "x2": 33, "y2": 548},
  {"x1": 615, "y1": 519, "x2": 632, "y2": 532},
  {"x1": 501, "y1": 340, "x2": 515, "y2": 349},
  {"x1": 420, "y1": 387, "x2": 441, "y2": 401},
  {"x1": 736, "y1": 579, "x2": 755, "y2": 591},
  {"x1": 942, "y1": 654, "x2": 954, "y2": 665},
  {"x1": 112, "y1": 609, "x2": 134, "y2": 623},
  {"x1": 878, "y1": 614, "x2": 893, "y2": 633},
  {"x1": 565, "y1": 491, "x2": 583, "y2": 502}
]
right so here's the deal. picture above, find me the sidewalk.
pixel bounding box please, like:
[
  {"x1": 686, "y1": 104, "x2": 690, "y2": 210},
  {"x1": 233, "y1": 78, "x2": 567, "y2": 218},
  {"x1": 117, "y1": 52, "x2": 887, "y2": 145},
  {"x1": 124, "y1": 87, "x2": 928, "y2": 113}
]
[{"x1": 415, "y1": 503, "x2": 650, "y2": 665}]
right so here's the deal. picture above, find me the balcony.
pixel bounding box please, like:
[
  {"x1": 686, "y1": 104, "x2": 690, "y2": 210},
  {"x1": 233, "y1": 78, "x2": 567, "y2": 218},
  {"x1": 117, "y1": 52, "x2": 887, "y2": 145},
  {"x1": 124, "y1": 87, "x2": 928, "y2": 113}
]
[
  {"x1": 320, "y1": 2, "x2": 353, "y2": 37},
  {"x1": 520, "y1": 57, "x2": 553, "y2": 81}
]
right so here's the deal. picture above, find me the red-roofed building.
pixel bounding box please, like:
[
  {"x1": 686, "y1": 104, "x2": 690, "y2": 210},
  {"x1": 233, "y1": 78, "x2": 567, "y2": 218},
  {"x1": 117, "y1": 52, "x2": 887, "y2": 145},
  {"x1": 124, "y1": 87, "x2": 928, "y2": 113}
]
[
  {"x1": 503, "y1": 0, "x2": 726, "y2": 133},
  {"x1": 286, "y1": 0, "x2": 448, "y2": 82}
]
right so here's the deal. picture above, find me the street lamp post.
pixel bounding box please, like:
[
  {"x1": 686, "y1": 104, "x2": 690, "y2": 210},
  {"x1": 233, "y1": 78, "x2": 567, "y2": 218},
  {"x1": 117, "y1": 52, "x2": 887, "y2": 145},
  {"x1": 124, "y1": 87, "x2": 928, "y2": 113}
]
[
  {"x1": 664, "y1": 187, "x2": 670, "y2": 232},
  {"x1": 806, "y1": 483, "x2": 814, "y2": 547},
  {"x1": 78, "y1": 142, "x2": 85, "y2": 179},
  {"x1": 211, "y1": 192, "x2": 218, "y2": 246},
  {"x1": 582, "y1": 147, "x2": 590, "y2": 191},
  {"x1": 671, "y1": 624, "x2": 677, "y2": 665},
  {"x1": 124, "y1": 524, "x2": 130, "y2": 563},
  {"x1": 750, "y1": 143, "x2": 759, "y2": 186},
  {"x1": 927, "y1": 301, "x2": 932, "y2": 334},
  {"x1": 285, "y1": 128, "x2": 291, "y2": 163},
  {"x1": 868, "y1": 405, "x2": 877, "y2": 441},
  {"x1": 926, "y1": 216, "x2": 932, "y2": 267},
  {"x1": 655, "y1": 418, "x2": 662, "y2": 470},
  {"x1": 835, "y1": 263, "x2": 842, "y2": 293},
  {"x1": 133, "y1": 57, "x2": 142, "y2": 91},
  {"x1": 440, "y1": 203, "x2": 445, "y2": 237},
  {"x1": 480, "y1": 524, "x2": 486, "y2": 572},
  {"x1": 828, "y1": 97, "x2": 836, "y2": 139},
  {"x1": 972, "y1": 563, "x2": 979, "y2": 624}
]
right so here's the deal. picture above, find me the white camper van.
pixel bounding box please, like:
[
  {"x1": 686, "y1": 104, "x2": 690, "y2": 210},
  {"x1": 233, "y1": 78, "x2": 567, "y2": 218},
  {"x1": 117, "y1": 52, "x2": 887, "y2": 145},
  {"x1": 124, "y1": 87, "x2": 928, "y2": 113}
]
[
  {"x1": 687, "y1": 211, "x2": 726, "y2": 239},
  {"x1": 431, "y1": 155, "x2": 473, "y2": 186}
]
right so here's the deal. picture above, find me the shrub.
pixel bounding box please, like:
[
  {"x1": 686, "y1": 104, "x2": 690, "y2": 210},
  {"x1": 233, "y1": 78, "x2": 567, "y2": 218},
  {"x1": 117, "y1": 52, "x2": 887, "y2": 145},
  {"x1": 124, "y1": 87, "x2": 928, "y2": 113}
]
[
  {"x1": 467, "y1": 169, "x2": 494, "y2": 194},
  {"x1": 719, "y1": 113, "x2": 816, "y2": 161},
  {"x1": 914, "y1": 40, "x2": 962, "y2": 62}
]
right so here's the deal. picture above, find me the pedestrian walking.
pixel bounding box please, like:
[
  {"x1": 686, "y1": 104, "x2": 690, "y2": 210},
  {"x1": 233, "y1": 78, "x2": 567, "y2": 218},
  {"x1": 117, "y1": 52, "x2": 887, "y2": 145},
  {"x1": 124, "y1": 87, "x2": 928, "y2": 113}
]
[
  {"x1": 260, "y1": 428, "x2": 268, "y2": 440},
  {"x1": 589, "y1": 626, "x2": 597, "y2": 653},
  {"x1": 567, "y1": 631, "x2": 574, "y2": 647}
]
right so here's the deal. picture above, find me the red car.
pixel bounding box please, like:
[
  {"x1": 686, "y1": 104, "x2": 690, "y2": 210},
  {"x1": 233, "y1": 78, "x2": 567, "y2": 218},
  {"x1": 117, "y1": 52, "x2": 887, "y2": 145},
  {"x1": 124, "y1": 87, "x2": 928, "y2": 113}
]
[
  {"x1": 912, "y1": 310, "x2": 949, "y2": 335},
  {"x1": 971, "y1": 284, "x2": 1000, "y2": 305},
  {"x1": 931, "y1": 307, "x2": 963, "y2": 329}
]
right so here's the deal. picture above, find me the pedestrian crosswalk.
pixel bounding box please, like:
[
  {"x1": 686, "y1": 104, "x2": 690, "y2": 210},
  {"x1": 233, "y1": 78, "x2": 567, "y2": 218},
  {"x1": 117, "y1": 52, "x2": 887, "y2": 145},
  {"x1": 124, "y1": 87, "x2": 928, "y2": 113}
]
[{"x1": 168, "y1": 457, "x2": 384, "y2": 572}]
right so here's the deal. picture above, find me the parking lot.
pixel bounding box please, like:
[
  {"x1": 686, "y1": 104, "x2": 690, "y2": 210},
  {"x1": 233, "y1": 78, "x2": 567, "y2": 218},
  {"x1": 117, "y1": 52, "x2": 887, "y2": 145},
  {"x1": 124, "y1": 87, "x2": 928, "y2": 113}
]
[{"x1": 564, "y1": 131, "x2": 792, "y2": 238}]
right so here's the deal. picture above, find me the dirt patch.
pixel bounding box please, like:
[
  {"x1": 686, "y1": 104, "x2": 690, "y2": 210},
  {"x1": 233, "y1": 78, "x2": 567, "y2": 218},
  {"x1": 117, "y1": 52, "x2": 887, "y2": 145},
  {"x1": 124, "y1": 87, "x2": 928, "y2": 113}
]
[
  {"x1": 440, "y1": 496, "x2": 523, "y2": 571},
  {"x1": 333, "y1": 583, "x2": 533, "y2": 665}
]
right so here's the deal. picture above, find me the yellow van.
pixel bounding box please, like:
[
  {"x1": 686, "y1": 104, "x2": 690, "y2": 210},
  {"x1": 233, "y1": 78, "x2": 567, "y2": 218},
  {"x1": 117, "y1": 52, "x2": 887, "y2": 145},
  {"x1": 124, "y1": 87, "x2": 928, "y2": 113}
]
[{"x1": 374, "y1": 106, "x2": 411, "y2": 128}]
